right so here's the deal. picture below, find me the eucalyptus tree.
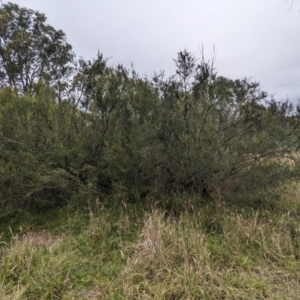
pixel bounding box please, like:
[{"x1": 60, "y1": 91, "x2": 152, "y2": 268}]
[{"x1": 0, "y1": 2, "x2": 75, "y2": 96}]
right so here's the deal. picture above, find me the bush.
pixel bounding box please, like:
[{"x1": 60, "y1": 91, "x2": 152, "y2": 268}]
[{"x1": 1, "y1": 50, "x2": 300, "y2": 212}]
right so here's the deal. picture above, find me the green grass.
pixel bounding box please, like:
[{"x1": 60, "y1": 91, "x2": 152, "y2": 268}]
[{"x1": 1, "y1": 190, "x2": 300, "y2": 299}]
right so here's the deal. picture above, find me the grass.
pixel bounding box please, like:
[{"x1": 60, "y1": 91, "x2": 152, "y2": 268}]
[{"x1": 1, "y1": 189, "x2": 300, "y2": 299}]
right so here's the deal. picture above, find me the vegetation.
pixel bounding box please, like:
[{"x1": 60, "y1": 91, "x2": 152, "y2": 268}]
[
  {"x1": 1, "y1": 192, "x2": 300, "y2": 299},
  {"x1": 0, "y1": 2, "x2": 74, "y2": 95},
  {"x1": 1, "y1": 47, "x2": 300, "y2": 212},
  {"x1": 0, "y1": 2, "x2": 300, "y2": 299}
]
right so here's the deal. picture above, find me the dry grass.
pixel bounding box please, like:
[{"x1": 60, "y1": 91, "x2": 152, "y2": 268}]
[
  {"x1": 19, "y1": 231, "x2": 62, "y2": 249},
  {"x1": 118, "y1": 208, "x2": 300, "y2": 299},
  {"x1": 1, "y1": 190, "x2": 300, "y2": 299}
]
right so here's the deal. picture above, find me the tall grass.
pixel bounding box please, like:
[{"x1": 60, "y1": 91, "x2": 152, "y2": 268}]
[{"x1": 1, "y1": 190, "x2": 300, "y2": 299}]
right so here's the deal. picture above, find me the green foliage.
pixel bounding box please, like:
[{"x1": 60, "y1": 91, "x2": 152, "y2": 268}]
[
  {"x1": 1, "y1": 2, "x2": 300, "y2": 298},
  {"x1": 0, "y1": 3, "x2": 300, "y2": 211},
  {"x1": 148, "y1": 50, "x2": 299, "y2": 199},
  {"x1": 0, "y1": 86, "x2": 85, "y2": 210},
  {"x1": 0, "y1": 2, "x2": 74, "y2": 95},
  {"x1": 1, "y1": 49, "x2": 300, "y2": 211}
]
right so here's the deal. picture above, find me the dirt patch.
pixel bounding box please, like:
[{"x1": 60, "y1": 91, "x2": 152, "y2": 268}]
[
  {"x1": 19, "y1": 231, "x2": 62, "y2": 250},
  {"x1": 78, "y1": 288, "x2": 102, "y2": 300},
  {"x1": 65, "y1": 288, "x2": 102, "y2": 300}
]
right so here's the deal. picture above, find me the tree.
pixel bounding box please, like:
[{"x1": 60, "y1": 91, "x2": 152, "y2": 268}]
[
  {"x1": 0, "y1": 2, "x2": 75, "y2": 95},
  {"x1": 150, "y1": 50, "x2": 300, "y2": 201}
]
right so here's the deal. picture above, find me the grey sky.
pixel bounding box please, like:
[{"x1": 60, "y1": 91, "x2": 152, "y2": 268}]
[{"x1": 6, "y1": 0, "x2": 300, "y2": 102}]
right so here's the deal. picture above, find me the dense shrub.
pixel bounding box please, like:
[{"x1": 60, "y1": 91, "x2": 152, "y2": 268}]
[{"x1": 1, "y1": 3, "x2": 300, "y2": 212}]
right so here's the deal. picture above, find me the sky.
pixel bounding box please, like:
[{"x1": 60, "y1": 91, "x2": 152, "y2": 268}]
[{"x1": 5, "y1": 0, "x2": 300, "y2": 102}]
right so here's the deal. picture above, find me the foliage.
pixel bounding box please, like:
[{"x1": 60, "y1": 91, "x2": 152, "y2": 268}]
[
  {"x1": 0, "y1": 3, "x2": 300, "y2": 211},
  {"x1": 147, "y1": 50, "x2": 300, "y2": 199},
  {"x1": 0, "y1": 86, "x2": 84, "y2": 209},
  {"x1": 66, "y1": 50, "x2": 300, "y2": 204},
  {"x1": 0, "y1": 2, "x2": 74, "y2": 96},
  {"x1": 1, "y1": 49, "x2": 300, "y2": 210}
]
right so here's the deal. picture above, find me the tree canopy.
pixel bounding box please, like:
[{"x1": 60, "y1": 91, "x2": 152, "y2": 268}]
[{"x1": 0, "y1": 2, "x2": 75, "y2": 95}]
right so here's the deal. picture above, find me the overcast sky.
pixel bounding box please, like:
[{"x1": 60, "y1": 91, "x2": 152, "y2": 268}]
[{"x1": 6, "y1": 0, "x2": 300, "y2": 102}]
